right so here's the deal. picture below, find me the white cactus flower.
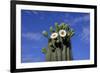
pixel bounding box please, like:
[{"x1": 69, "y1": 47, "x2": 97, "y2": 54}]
[
  {"x1": 50, "y1": 32, "x2": 58, "y2": 39},
  {"x1": 59, "y1": 30, "x2": 67, "y2": 37}
]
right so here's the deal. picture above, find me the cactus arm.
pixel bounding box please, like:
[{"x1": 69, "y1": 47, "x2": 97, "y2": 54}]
[
  {"x1": 51, "y1": 40, "x2": 57, "y2": 49},
  {"x1": 66, "y1": 47, "x2": 72, "y2": 60},
  {"x1": 46, "y1": 47, "x2": 51, "y2": 61},
  {"x1": 62, "y1": 45, "x2": 67, "y2": 61},
  {"x1": 42, "y1": 48, "x2": 47, "y2": 54},
  {"x1": 51, "y1": 50, "x2": 57, "y2": 61},
  {"x1": 66, "y1": 47, "x2": 70, "y2": 60},
  {"x1": 69, "y1": 42, "x2": 73, "y2": 60},
  {"x1": 56, "y1": 48, "x2": 62, "y2": 61}
]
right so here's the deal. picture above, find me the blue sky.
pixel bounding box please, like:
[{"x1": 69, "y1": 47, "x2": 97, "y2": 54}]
[{"x1": 21, "y1": 10, "x2": 90, "y2": 63}]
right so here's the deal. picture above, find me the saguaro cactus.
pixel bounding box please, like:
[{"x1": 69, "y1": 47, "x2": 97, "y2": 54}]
[{"x1": 42, "y1": 23, "x2": 74, "y2": 61}]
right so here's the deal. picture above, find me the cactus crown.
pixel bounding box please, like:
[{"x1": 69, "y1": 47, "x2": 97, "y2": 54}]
[{"x1": 42, "y1": 22, "x2": 75, "y2": 40}]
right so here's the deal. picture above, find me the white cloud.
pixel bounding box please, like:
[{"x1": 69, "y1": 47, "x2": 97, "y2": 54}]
[
  {"x1": 79, "y1": 27, "x2": 90, "y2": 43},
  {"x1": 74, "y1": 15, "x2": 89, "y2": 22},
  {"x1": 70, "y1": 15, "x2": 90, "y2": 26},
  {"x1": 22, "y1": 32, "x2": 43, "y2": 41},
  {"x1": 32, "y1": 11, "x2": 39, "y2": 14},
  {"x1": 23, "y1": 10, "x2": 39, "y2": 15}
]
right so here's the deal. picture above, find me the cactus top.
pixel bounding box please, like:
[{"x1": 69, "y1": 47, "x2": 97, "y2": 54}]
[{"x1": 42, "y1": 22, "x2": 75, "y2": 40}]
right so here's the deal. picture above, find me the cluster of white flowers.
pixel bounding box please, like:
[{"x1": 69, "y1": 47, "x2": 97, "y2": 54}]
[{"x1": 50, "y1": 30, "x2": 67, "y2": 39}]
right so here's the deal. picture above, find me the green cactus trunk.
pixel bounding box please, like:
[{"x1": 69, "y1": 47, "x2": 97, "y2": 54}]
[
  {"x1": 51, "y1": 50, "x2": 57, "y2": 61},
  {"x1": 66, "y1": 47, "x2": 70, "y2": 60},
  {"x1": 46, "y1": 47, "x2": 51, "y2": 61},
  {"x1": 62, "y1": 45, "x2": 67, "y2": 60},
  {"x1": 56, "y1": 48, "x2": 62, "y2": 61},
  {"x1": 45, "y1": 42, "x2": 72, "y2": 61}
]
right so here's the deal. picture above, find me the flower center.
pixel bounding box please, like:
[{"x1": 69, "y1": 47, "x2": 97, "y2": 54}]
[
  {"x1": 53, "y1": 34, "x2": 56, "y2": 37},
  {"x1": 61, "y1": 32, "x2": 64, "y2": 35}
]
